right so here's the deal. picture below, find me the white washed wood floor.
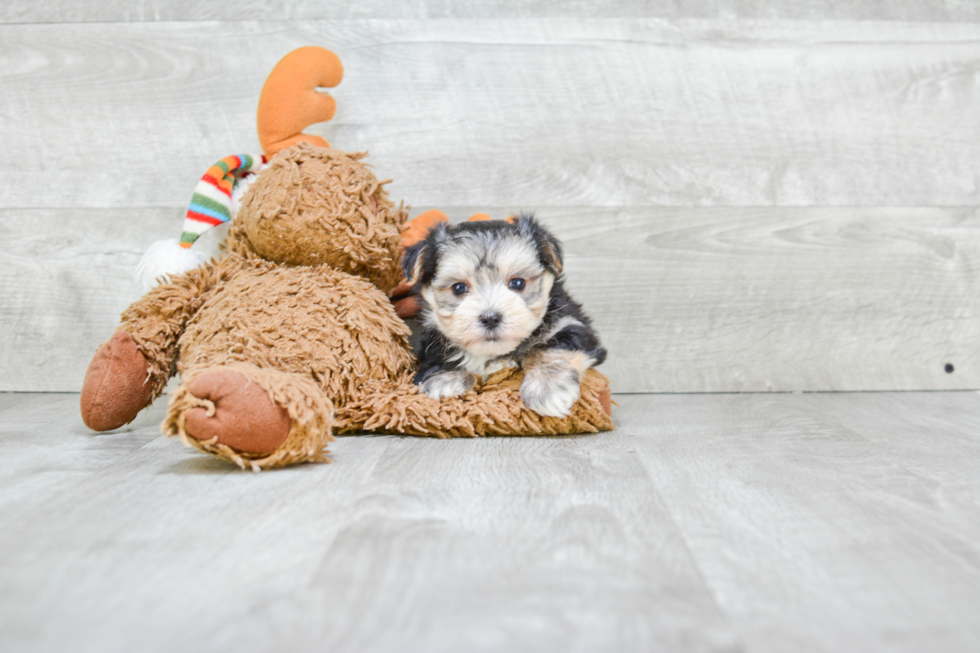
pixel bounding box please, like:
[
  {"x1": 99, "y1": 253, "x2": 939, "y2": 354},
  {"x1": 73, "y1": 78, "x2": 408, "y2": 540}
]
[{"x1": 2, "y1": 392, "x2": 980, "y2": 652}]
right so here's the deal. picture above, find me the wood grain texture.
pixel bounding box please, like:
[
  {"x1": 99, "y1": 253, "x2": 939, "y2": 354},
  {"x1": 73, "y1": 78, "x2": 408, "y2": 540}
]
[
  {"x1": 5, "y1": 206, "x2": 977, "y2": 393},
  {"x1": 3, "y1": 0, "x2": 978, "y2": 23},
  {"x1": 0, "y1": 393, "x2": 740, "y2": 653},
  {"x1": 3, "y1": 17, "x2": 979, "y2": 392},
  {"x1": 0, "y1": 393, "x2": 167, "y2": 519},
  {"x1": 4, "y1": 391, "x2": 980, "y2": 651},
  {"x1": 625, "y1": 392, "x2": 980, "y2": 653},
  {"x1": 553, "y1": 205, "x2": 980, "y2": 393},
  {"x1": 1, "y1": 207, "x2": 182, "y2": 393},
  {"x1": 1, "y1": 20, "x2": 978, "y2": 209}
]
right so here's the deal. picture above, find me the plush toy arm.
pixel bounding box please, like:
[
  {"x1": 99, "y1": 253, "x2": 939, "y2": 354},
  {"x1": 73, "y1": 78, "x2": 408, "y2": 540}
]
[
  {"x1": 120, "y1": 260, "x2": 229, "y2": 381},
  {"x1": 80, "y1": 258, "x2": 240, "y2": 431}
]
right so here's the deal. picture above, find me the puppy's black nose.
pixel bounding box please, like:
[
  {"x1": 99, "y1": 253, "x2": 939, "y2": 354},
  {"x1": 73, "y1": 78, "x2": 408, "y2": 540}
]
[{"x1": 479, "y1": 311, "x2": 502, "y2": 330}]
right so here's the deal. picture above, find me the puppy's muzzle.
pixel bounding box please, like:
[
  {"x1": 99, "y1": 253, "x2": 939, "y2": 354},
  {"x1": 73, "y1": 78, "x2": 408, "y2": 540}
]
[{"x1": 479, "y1": 311, "x2": 503, "y2": 331}]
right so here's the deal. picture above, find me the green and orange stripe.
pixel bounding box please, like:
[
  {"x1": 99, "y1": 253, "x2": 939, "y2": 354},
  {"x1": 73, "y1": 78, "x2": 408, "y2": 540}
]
[{"x1": 180, "y1": 154, "x2": 267, "y2": 248}]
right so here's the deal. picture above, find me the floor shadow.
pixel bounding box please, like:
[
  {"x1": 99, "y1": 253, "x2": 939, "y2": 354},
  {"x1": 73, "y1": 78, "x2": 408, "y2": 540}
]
[{"x1": 163, "y1": 455, "x2": 240, "y2": 475}]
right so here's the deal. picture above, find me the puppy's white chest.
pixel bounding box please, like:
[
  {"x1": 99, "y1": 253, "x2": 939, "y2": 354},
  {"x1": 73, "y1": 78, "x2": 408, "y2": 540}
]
[{"x1": 455, "y1": 352, "x2": 518, "y2": 376}]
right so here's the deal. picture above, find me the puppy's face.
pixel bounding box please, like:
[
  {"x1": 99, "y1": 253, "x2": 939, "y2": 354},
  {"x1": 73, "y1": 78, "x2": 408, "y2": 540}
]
[{"x1": 404, "y1": 217, "x2": 563, "y2": 358}]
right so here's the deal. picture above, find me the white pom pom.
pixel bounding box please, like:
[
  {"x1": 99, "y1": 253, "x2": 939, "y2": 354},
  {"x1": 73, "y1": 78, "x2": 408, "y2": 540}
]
[
  {"x1": 135, "y1": 239, "x2": 208, "y2": 293},
  {"x1": 231, "y1": 168, "x2": 265, "y2": 216}
]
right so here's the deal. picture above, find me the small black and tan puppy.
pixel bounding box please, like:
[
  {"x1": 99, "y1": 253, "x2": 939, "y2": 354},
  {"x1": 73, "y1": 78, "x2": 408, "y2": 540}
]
[{"x1": 402, "y1": 214, "x2": 606, "y2": 417}]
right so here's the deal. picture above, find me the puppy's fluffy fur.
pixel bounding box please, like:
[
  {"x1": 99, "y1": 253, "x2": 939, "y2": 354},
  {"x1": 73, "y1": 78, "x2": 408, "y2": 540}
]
[{"x1": 402, "y1": 214, "x2": 606, "y2": 417}]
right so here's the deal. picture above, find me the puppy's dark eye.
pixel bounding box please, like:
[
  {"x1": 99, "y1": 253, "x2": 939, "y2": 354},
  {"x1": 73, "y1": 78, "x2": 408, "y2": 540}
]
[
  {"x1": 451, "y1": 282, "x2": 468, "y2": 296},
  {"x1": 508, "y1": 278, "x2": 526, "y2": 291}
]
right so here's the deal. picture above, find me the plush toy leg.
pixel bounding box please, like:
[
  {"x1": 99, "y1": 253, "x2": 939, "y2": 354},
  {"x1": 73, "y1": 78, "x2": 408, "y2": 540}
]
[
  {"x1": 163, "y1": 364, "x2": 334, "y2": 470},
  {"x1": 337, "y1": 368, "x2": 614, "y2": 438},
  {"x1": 80, "y1": 331, "x2": 156, "y2": 431}
]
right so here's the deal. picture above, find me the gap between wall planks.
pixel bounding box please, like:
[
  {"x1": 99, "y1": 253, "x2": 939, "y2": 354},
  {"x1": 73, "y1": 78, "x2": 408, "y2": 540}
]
[{"x1": 3, "y1": 206, "x2": 977, "y2": 393}]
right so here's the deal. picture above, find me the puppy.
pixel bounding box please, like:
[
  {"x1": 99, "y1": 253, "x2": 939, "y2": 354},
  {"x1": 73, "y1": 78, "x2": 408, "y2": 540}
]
[{"x1": 401, "y1": 214, "x2": 606, "y2": 417}]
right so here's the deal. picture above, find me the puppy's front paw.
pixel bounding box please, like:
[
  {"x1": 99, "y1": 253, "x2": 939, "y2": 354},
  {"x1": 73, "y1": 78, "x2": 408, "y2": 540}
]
[
  {"x1": 520, "y1": 367, "x2": 581, "y2": 418},
  {"x1": 420, "y1": 370, "x2": 476, "y2": 400}
]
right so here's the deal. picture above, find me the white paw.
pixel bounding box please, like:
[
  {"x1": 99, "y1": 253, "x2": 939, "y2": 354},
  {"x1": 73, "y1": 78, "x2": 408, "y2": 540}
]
[
  {"x1": 420, "y1": 370, "x2": 476, "y2": 400},
  {"x1": 520, "y1": 368, "x2": 581, "y2": 418}
]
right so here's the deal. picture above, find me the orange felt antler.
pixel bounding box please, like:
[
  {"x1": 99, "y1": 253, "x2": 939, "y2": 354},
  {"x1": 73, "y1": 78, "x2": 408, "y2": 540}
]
[
  {"x1": 257, "y1": 46, "x2": 344, "y2": 157},
  {"x1": 400, "y1": 209, "x2": 449, "y2": 249}
]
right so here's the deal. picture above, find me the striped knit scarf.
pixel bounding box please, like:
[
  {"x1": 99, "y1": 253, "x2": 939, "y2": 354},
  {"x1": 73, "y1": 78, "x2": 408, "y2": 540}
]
[{"x1": 180, "y1": 154, "x2": 268, "y2": 248}]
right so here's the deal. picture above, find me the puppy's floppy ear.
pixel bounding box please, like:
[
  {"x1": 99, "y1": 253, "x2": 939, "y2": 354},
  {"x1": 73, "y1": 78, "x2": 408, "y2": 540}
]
[
  {"x1": 516, "y1": 213, "x2": 563, "y2": 275},
  {"x1": 401, "y1": 221, "x2": 446, "y2": 286},
  {"x1": 401, "y1": 241, "x2": 428, "y2": 285}
]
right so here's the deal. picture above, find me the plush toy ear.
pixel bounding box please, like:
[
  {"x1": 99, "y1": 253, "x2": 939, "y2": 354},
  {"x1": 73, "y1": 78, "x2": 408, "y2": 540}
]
[{"x1": 515, "y1": 214, "x2": 563, "y2": 275}]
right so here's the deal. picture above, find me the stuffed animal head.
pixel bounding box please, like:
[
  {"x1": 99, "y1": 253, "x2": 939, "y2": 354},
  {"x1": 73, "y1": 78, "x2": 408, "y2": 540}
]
[
  {"x1": 228, "y1": 143, "x2": 407, "y2": 294},
  {"x1": 135, "y1": 46, "x2": 408, "y2": 295}
]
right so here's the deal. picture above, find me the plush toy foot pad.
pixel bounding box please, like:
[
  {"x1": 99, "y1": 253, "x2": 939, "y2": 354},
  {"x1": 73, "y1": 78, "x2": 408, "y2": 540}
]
[
  {"x1": 165, "y1": 364, "x2": 334, "y2": 470},
  {"x1": 184, "y1": 370, "x2": 291, "y2": 456},
  {"x1": 80, "y1": 331, "x2": 155, "y2": 431},
  {"x1": 598, "y1": 384, "x2": 612, "y2": 417}
]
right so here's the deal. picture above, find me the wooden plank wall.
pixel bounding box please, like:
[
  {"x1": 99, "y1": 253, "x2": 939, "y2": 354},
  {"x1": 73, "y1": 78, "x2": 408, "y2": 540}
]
[{"x1": 1, "y1": 3, "x2": 978, "y2": 392}]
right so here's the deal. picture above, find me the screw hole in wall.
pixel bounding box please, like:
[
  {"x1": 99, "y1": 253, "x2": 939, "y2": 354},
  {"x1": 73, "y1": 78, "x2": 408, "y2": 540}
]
[{"x1": 945, "y1": 363, "x2": 955, "y2": 374}]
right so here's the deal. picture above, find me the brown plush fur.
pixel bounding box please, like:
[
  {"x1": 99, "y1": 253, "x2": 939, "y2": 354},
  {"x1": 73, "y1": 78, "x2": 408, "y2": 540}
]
[
  {"x1": 165, "y1": 363, "x2": 334, "y2": 471},
  {"x1": 98, "y1": 144, "x2": 613, "y2": 469},
  {"x1": 338, "y1": 367, "x2": 613, "y2": 437},
  {"x1": 229, "y1": 144, "x2": 407, "y2": 295},
  {"x1": 175, "y1": 256, "x2": 415, "y2": 406}
]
